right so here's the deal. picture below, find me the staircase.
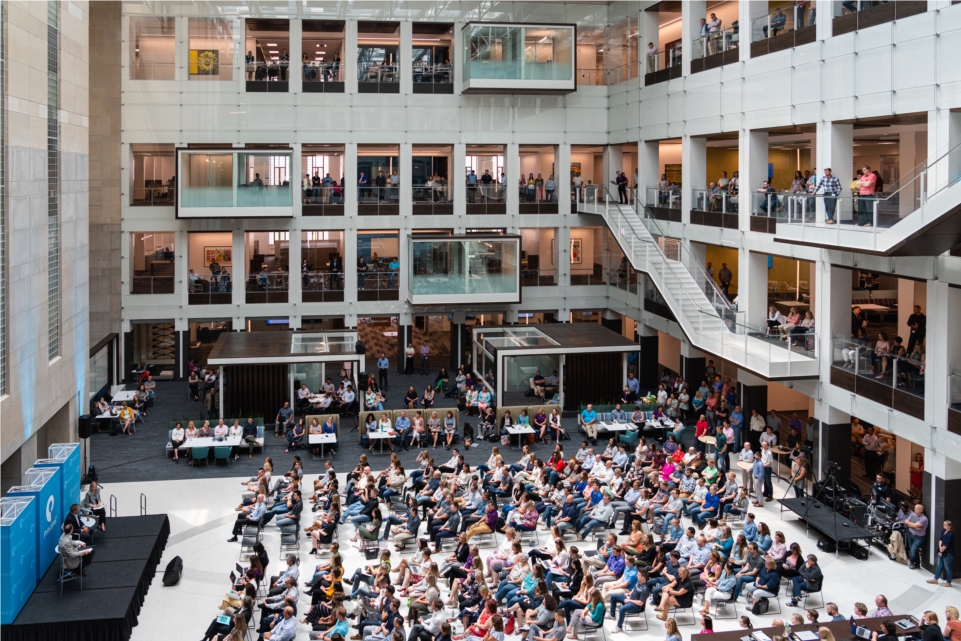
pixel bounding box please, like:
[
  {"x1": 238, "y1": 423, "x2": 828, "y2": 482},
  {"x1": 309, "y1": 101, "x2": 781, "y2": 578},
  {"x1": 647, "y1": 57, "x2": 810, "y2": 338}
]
[
  {"x1": 577, "y1": 189, "x2": 819, "y2": 379},
  {"x1": 469, "y1": 253, "x2": 492, "y2": 294}
]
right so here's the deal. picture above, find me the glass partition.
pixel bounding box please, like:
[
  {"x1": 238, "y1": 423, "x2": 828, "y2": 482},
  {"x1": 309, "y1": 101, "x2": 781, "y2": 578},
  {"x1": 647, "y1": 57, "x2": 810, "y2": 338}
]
[
  {"x1": 358, "y1": 23, "x2": 400, "y2": 93},
  {"x1": 357, "y1": 146, "x2": 399, "y2": 215},
  {"x1": 178, "y1": 149, "x2": 294, "y2": 217},
  {"x1": 130, "y1": 232, "x2": 175, "y2": 294},
  {"x1": 301, "y1": 145, "x2": 345, "y2": 215},
  {"x1": 519, "y1": 228, "x2": 558, "y2": 287},
  {"x1": 505, "y1": 354, "x2": 560, "y2": 394},
  {"x1": 463, "y1": 23, "x2": 575, "y2": 92},
  {"x1": 245, "y1": 232, "x2": 289, "y2": 304},
  {"x1": 130, "y1": 144, "x2": 175, "y2": 205},
  {"x1": 130, "y1": 16, "x2": 176, "y2": 80},
  {"x1": 412, "y1": 23, "x2": 454, "y2": 94},
  {"x1": 518, "y1": 145, "x2": 558, "y2": 214},
  {"x1": 244, "y1": 19, "x2": 290, "y2": 92},
  {"x1": 189, "y1": 18, "x2": 234, "y2": 81},
  {"x1": 302, "y1": 231, "x2": 345, "y2": 303},
  {"x1": 302, "y1": 20, "x2": 345, "y2": 92},
  {"x1": 413, "y1": 145, "x2": 453, "y2": 215},
  {"x1": 409, "y1": 235, "x2": 520, "y2": 304},
  {"x1": 466, "y1": 145, "x2": 506, "y2": 215},
  {"x1": 357, "y1": 231, "x2": 400, "y2": 301}
]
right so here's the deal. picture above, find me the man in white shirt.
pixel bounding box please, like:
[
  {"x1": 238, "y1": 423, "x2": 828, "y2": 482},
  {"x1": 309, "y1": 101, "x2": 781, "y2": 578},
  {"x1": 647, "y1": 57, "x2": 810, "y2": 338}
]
[
  {"x1": 760, "y1": 441, "x2": 774, "y2": 500},
  {"x1": 738, "y1": 442, "x2": 755, "y2": 493},
  {"x1": 576, "y1": 443, "x2": 591, "y2": 462}
]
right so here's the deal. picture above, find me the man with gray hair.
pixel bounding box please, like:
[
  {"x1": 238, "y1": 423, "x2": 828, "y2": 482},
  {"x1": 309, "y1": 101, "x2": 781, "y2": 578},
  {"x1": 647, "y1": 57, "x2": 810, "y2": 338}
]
[
  {"x1": 229, "y1": 493, "x2": 266, "y2": 541},
  {"x1": 268, "y1": 554, "x2": 300, "y2": 596}
]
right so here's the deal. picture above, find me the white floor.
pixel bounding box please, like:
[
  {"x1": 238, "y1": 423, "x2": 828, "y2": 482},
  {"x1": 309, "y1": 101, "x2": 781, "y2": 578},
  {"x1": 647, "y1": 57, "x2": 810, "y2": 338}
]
[{"x1": 98, "y1": 471, "x2": 955, "y2": 641}]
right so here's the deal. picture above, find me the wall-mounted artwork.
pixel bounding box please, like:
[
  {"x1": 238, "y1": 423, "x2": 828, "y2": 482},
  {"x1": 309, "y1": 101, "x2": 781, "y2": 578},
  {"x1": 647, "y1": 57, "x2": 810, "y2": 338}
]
[
  {"x1": 204, "y1": 246, "x2": 232, "y2": 266},
  {"x1": 570, "y1": 162, "x2": 582, "y2": 178},
  {"x1": 570, "y1": 238, "x2": 582, "y2": 264},
  {"x1": 190, "y1": 49, "x2": 220, "y2": 75}
]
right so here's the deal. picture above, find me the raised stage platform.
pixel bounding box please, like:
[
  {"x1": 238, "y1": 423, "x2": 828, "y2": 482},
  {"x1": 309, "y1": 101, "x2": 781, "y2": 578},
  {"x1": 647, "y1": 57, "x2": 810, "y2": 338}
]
[
  {"x1": 1, "y1": 514, "x2": 170, "y2": 641},
  {"x1": 779, "y1": 496, "x2": 874, "y2": 552}
]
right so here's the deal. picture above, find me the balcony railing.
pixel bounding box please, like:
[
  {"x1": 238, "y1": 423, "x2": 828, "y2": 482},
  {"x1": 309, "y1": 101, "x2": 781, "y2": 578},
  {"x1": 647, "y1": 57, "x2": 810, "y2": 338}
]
[
  {"x1": 358, "y1": 64, "x2": 400, "y2": 93},
  {"x1": 301, "y1": 185, "x2": 345, "y2": 216},
  {"x1": 130, "y1": 275, "x2": 174, "y2": 295},
  {"x1": 131, "y1": 186, "x2": 175, "y2": 206},
  {"x1": 607, "y1": 62, "x2": 639, "y2": 85},
  {"x1": 131, "y1": 61, "x2": 175, "y2": 81},
  {"x1": 188, "y1": 273, "x2": 232, "y2": 305},
  {"x1": 644, "y1": 47, "x2": 682, "y2": 86},
  {"x1": 357, "y1": 186, "x2": 400, "y2": 215},
  {"x1": 246, "y1": 61, "x2": 290, "y2": 92},
  {"x1": 833, "y1": 1, "x2": 927, "y2": 36},
  {"x1": 644, "y1": 186, "x2": 682, "y2": 222},
  {"x1": 830, "y1": 336, "x2": 925, "y2": 419},
  {"x1": 691, "y1": 188, "x2": 738, "y2": 229},
  {"x1": 302, "y1": 62, "x2": 344, "y2": 93},
  {"x1": 750, "y1": 2, "x2": 818, "y2": 57},
  {"x1": 413, "y1": 182, "x2": 453, "y2": 214},
  {"x1": 466, "y1": 182, "x2": 507, "y2": 215},
  {"x1": 520, "y1": 267, "x2": 558, "y2": 287},
  {"x1": 412, "y1": 63, "x2": 453, "y2": 94},
  {"x1": 576, "y1": 68, "x2": 605, "y2": 86},
  {"x1": 690, "y1": 26, "x2": 740, "y2": 72},
  {"x1": 357, "y1": 269, "x2": 400, "y2": 301},
  {"x1": 519, "y1": 183, "x2": 558, "y2": 214},
  {"x1": 302, "y1": 270, "x2": 345, "y2": 303},
  {"x1": 245, "y1": 273, "x2": 289, "y2": 304}
]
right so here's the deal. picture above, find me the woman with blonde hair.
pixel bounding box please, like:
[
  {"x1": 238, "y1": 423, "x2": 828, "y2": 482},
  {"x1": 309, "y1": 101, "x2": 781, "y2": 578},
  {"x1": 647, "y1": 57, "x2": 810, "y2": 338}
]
[
  {"x1": 818, "y1": 628, "x2": 837, "y2": 641},
  {"x1": 664, "y1": 617, "x2": 683, "y2": 641}
]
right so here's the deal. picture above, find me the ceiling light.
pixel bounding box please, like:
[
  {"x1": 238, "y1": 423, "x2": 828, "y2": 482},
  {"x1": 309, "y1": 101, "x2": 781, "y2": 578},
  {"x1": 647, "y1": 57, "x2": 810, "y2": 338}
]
[
  {"x1": 271, "y1": 56, "x2": 279, "y2": 60},
  {"x1": 269, "y1": 50, "x2": 279, "y2": 54},
  {"x1": 267, "y1": 42, "x2": 277, "y2": 46},
  {"x1": 316, "y1": 44, "x2": 320, "y2": 47}
]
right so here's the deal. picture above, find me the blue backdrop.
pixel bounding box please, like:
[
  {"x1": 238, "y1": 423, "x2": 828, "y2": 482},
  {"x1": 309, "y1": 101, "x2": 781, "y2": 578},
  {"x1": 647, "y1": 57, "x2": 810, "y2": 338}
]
[
  {"x1": 1, "y1": 497, "x2": 38, "y2": 624},
  {"x1": 8, "y1": 467, "x2": 62, "y2": 580},
  {"x1": 35, "y1": 443, "x2": 82, "y2": 510}
]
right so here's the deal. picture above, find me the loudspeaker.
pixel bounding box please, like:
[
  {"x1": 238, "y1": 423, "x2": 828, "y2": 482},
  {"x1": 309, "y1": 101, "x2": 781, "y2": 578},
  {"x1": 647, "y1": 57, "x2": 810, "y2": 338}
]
[
  {"x1": 78, "y1": 414, "x2": 93, "y2": 439},
  {"x1": 357, "y1": 374, "x2": 368, "y2": 392},
  {"x1": 162, "y1": 556, "x2": 183, "y2": 586},
  {"x1": 355, "y1": 339, "x2": 366, "y2": 355}
]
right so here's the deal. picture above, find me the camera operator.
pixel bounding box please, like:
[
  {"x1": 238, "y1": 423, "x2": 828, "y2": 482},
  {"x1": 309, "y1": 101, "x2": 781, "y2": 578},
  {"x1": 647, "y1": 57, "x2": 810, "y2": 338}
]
[
  {"x1": 871, "y1": 473, "x2": 892, "y2": 503},
  {"x1": 900, "y1": 503, "x2": 929, "y2": 569}
]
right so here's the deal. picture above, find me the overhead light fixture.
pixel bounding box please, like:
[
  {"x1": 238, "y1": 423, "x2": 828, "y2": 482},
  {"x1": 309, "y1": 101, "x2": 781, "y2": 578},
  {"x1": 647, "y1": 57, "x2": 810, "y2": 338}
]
[
  {"x1": 316, "y1": 44, "x2": 320, "y2": 47},
  {"x1": 271, "y1": 56, "x2": 279, "y2": 60},
  {"x1": 269, "y1": 50, "x2": 279, "y2": 54},
  {"x1": 267, "y1": 42, "x2": 277, "y2": 46}
]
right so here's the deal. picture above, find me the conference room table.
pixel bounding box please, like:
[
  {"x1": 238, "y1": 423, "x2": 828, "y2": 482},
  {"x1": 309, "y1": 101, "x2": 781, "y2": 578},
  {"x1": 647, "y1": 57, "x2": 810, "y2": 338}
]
[
  {"x1": 505, "y1": 425, "x2": 536, "y2": 449},
  {"x1": 112, "y1": 390, "x2": 138, "y2": 403},
  {"x1": 180, "y1": 436, "x2": 241, "y2": 449},
  {"x1": 366, "y1": 431, "x2": 394, "y2": 453},
  {"x1": 691, "y1": 614, "x2": 919, "y2": 641},
  {"x1": 309, "y1": 433, "x2": 337, "y2": 458}
]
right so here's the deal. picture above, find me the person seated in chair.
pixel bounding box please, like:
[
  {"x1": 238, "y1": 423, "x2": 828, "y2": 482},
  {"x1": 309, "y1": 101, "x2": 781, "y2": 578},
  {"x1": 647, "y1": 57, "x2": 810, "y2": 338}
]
[
  {"x1": 286, "y1": 421, "x2": 306, "y2": 453},
  {"x1": 119, "y1": 402, "x2": 135, "y2": 436},
  {"x1": 331, "y1": 384, "x2": 355, "y2": 414},
  {"x1": 533, "y1": 371, "x2": 547, "y2": 399},
  {"x1": 59, "y1": 522, "x2": 94, "y2": 577},
  {"x1": 64, "y1": 504, "x2": 93, "y2": 545}
]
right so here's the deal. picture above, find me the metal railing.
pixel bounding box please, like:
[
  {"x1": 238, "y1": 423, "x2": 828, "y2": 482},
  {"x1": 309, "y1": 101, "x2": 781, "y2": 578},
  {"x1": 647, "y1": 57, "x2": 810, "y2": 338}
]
[
  {"x1": 465, "y1": 182, "x2": 506, "y2": 204},
  {"x1": 303, "y1": 62, "x2": 343, "y2": 83},
  {"x1": 692, "y1": 188, "x2": 738, "y2": 214},
  {"x1": 357, "y1": 269, "x2": 400, "y2": 300},
  {"x1": 645, "y1": 47, "x2": 682, "y2": 74},
  {"x1": 131, "y1": 186, "x2": 175, "y2": 206},
  {"x1": 832, "y1": 336, "x2": 925, "y2": 399},
  {"x1": 301, "y1": 185, "x2": 345, "y2": 205},
  {"x1": 751, "y1": 1, "x2": 817, "y2": 42},
  {"x1": 130, "y1": 61, "x2": 175, "y2": 81},
  {"x1": 646, "y1": 186, "x2": 681, "y2": 209},
  {"x1": 413, "y1": 183, "x2": 452, "y2": 204},
  {"x1": 412, "y1": 63, "x2": 452, "y2": 84},
  {"x1": 521, "y1": 268, "x2": 558, "y2": 287},
  {"x1": 692, "y1": 26, "x2": 739, "y2": 60},
  {"x1": 131, "y1": 276, "x2": 174, "y2": 295},
  {"x1": 245, "y1": 59, "x2": 292, "y2": 82},
  {"x1": 359, "y1": 64, "x2": 399, "y2": 83}
]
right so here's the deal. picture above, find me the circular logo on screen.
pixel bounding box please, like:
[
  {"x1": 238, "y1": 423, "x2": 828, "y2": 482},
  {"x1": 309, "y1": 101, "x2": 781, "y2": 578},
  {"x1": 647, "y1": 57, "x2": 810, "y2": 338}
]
[{"x1": 46, "y1": 495, "x2": 55, "y2": 523}]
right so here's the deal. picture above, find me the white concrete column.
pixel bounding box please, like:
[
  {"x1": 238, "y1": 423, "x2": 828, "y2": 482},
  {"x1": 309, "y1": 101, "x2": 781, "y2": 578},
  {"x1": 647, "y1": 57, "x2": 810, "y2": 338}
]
[
  {"x1": 925, "y1": 280, "x2": 952, "y2": 428},
  {"x1": 288, "y1": 229, "x2": 302, "y2": 305},
  {"x1": 232, "y1": 229, "x2": 246, "y2": 307},
  {"x1": 344, "y1": 225, "x2": 358, "y2": 302},
  {"x1": 557, "y1": 143, "x2": 572, "y2": 215},
  {"x1": 739, "y1": 129, "x2": 769, "y2": 231},
  {"x1": 292, "y1": 142, "x2": 303, "y2": 218},
  {"x1": 345, "y1": 20, "x2": 358, "y2": 94},
  {"x1": 400, "y1": 21, "x2": 413, "y2": 94},
  {"x1": 927, "y1": 109, "x2": 961, "y2": 195},
  {"x1": 741, "y1": 1, "x2": 770, "y2": 63},
  {"x1": 603, "y1": 145, "x2": 623, "y2": 202},
  {"x1": 638, "y1": 141, "x2": 659, "y2": 203},
  {"x1": 556, "y1": 224, "x2": 571, "y2": 287},
  {"x1": 290, "y1": 19, "x2": 303, "y2": 93},
  {"x1": 453, "y1": 22, "x2": 464, "y2": 90},
  {"x1": 398, "y1": 226, "x2": 410, "y2": 305},
  {"x1": 345, "y1": 143, "x2": 358, "y2": 217},
  {"x1": 818, "y1": 262, "x2": 853, "y2": 384},
  {"x1": 816, "y1": 122, "x2": 853, "y2": 224},
  {"x1": 506, "y1": 143, "x2": 520, "y2": 214},
  {"x1": 175, "y1": 16, "x2": 188, "y2": 83},
  {"x1": 683, "y1": 136, "x2": 706, "y2": 225},
  {"x1": 640, "y1": 9, "x2": 659, "y2": 76},
  {"x1": 900, "y1": 130, "x2": 921, "y2": 218},
  {"x1": 400, "y1": 143, "x2": 413, "y2": 219},
  {"x1": 682, "y1": 1, "x2": 706, "y2": 76},
  {"x1": 738, "y1": 250, "x2": 768, "y2": 330},
  {"x1": 816, "y1": 0, "x2": 833, "y2": 40},
  {"x1": 453, "y1": 142, "x2": 467, "y2": 226}
]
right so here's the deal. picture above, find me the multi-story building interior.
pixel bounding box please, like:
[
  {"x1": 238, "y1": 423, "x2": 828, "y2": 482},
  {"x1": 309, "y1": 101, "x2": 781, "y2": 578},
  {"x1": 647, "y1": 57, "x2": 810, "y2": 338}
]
[{"x1": 6, "y1": 0, "x2": 961, "y2": 636}]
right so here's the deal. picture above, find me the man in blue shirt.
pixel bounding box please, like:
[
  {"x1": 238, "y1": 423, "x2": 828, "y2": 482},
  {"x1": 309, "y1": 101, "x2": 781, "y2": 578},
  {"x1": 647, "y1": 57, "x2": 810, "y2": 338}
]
[
  {"x1": 695, "y1": 487, "x2": 720, "y2": 527},
  {"x1": 730, "y1": 405, "x2": 744, "y2": 450},
  {"x1": 742, "y1": 512, "x2": 758, "y2": 542},
  {"x1": 626, "y1": 372, "x2": 640, "y2": 397},
  {"x1": 275, "y1": 401, "x2": 294, "y2": 437},
  {"x1": 377, "y1": 353, "x2": 390, "y2": 391},
  {"x1": 581, "y1": 403, "x2": 598, "y2": 444},
  {"x1": 610, "y1": 403, "x2": 628, "y2": 423},
  {"x1": 393, "y1": 411, "x2": 411, "y2": 449}
]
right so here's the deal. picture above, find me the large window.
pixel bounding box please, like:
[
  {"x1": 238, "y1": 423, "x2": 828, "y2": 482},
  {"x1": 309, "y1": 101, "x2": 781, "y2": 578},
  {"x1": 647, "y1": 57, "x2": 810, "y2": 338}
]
[
  {"x1": 130, "y1": 232, "x2": 175, "y2": 295},
  {"x1": 303, "y1": 20, "x2": 345, "y2": 92},
  {"x1": 413, "y1": 144, "x2": 452, "y2": 214},
  {"x1": 130, "y1": 144, "x2": 175, "y2": 205},
  {"x1": 189, "y1": 17, "x2": 234, "y2": 81},
  {"x1": 130, "y1": 16, "x2": 175, "y2": 80},
  {"x1": 463, "y1": 24, "x2": 574, "y2": 92},
  {"x1": 301, "y1": 145, "x2": 345, "y2": 215},
  {"x1": 412, "y1": 23, "x2": 453, "y2": 94},
  {"x1": 466, "y1": 145, "x2": 506, "y2": 215},
  {"x1": 357, "y1": 231, "x2": 400, "y2": 301},
  {"x1": 188, "y1": 231, "x2": 233, "y2": 305},
  {"x1": 358, "y1": 22, "x2": 399, "y2": 93},
  {"x1": 357, "y1": 146, "x2": 399, "y2": 215},
  {"x1": 409, "y1": 235, "x2": 520, "y2": 304},
  {"x1": 178, "y1": 149, "x2": 293, "y2": 216},
  {"x1": 244, "y1": 19, "x2": 290, "y2": 92},
  {"x1": 302, "y1": 231, "x2": 345, "y2": 303},
  {"x1": 246, "y1": 232, "x2": 289, "y2": 304}
]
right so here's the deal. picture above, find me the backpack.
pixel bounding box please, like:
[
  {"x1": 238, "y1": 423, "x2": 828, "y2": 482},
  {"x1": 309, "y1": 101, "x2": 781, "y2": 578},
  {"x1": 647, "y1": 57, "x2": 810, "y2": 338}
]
[
  {"x1": 504, "y1": 613, "x2": 516, "y2": 635},
  {"x1": 751, "y1": 598, "x2": 769, "y2": 615}
]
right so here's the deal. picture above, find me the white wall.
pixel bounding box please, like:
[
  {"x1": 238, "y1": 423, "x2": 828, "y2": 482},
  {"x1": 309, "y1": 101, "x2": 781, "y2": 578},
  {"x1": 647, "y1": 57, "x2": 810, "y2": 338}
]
[
  {"x1": 767, "y1": 381, "x2": 814, "y2": 413},
  {"x1": 658, "y1": 331, "x2": 681, "y2": 373},
  {"x1": 189, "y1": 232, "x2": 233, "y2": 275},
  {"x1": 570, "y1": 227, "x2": 597, "y2": 274}
]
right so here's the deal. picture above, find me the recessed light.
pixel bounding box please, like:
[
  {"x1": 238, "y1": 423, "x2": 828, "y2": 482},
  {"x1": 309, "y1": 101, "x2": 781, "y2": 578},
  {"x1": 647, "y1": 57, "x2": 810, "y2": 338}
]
[
  {"x1": 271, "y1": 56, "x2": 279, "y2": 60},
  {"x1": 316, "y1": 44, "x2": 320, "y2": 47},
  {"x1": 267, "y1": 43, "x2": 277, "y2": 46},
  {"x1": 269, "y1": 50, "x2": 279, "y2": 54}
]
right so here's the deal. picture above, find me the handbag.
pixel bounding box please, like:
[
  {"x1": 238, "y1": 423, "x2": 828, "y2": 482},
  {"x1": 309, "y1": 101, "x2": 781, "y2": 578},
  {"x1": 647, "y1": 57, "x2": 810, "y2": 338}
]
[{"x1": 751, "y1": 598, "x2": 769, "y2": 615}]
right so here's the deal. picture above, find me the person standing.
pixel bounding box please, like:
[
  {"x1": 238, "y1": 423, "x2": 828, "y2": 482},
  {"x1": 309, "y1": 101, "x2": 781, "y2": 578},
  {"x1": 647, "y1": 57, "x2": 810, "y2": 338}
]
[
  {"x1": 902, "y1": 503, "x2": 929, "y2": 570},
  {"x1": 928, "y1": 520, "x2": 954, "y2": 587},
  {"x1": 815, "y1": 168, "x2": 841, "y2": 224},
  {"x1": 862, "y1": 426, "x2": 880, "y2": 479},
  {"x1": 760, "y1": 441, "x2": 774, "y2": 501},
  {"x1": 377, "y1": 353, "x2": 390, "y2": 392},
  {"x1": 907, "y1": 305, "x2": 926, "y2": 355},
  {"x1": 857, "y1": 165, "x2": 877, "y2": 226},
  {"x1": 405, "y1": 342, "x2": 415, "y2": 376},
  {"x1": 420, "y1": 341, "x2": 430, "y2": 376},
  {"x1": 705, "y1": 262, "x2": 715, "y2": 293}
]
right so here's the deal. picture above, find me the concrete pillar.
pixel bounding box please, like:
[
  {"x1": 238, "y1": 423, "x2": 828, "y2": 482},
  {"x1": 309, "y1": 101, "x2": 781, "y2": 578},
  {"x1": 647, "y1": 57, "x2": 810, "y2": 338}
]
[
  {"x1": 927, "y1": 109, "x2": 961, "y2": 195},
  {"x1": 923, "y1": 452, "x2": 961, "y2": 573},
  {"x1": 640, "y1": 8, "x2": 659, "y2": 77},
  {"x1": 453, "y1": 142, "x2": 467, "y2": 225},
  {"x1": 345, "y1": 143, "x2": 358, "y2": 217},
  {"x1": 639, "y1": 141, "x2": 659, "y2": 202},
  {"x1": 558, "y1": 143, "x2": 572, "y2": 216},
  {"x1": 737, "y1": 369, "x2": 769, "y2": 450},
  {"x1": 683, "y1": 136, "x2": 707, "y2": 225},
  {"x1": 682, "y1": 1, "x2": 706, "y2": 76},
  {"x1": 506, "y1": 143, "x2": 520, "y2": 214},
  {"x1": 232, "y1": 229, "x2": 245, "y2": 307},
  {"x1": 816, "y1": 122, "x2": 853, "y2": 224},
  {"x1": 740, "y1": 130, "x2": 769, "y2": 231},
  {"x1": 816, "y1": 0, "x2": 833, "y2": 40},
  {"x1": 556, "y1": 223, "x2": 571, "y2": 287},
  {"x1": 603, "y1": 145, "x2": 624, "y2": 202},
  {"x1": 452, "y1": 22, "x2": 464, "y2": 90},
  {"x1": 741, "y1": 2, "x2": 770, "y2": 63},
  {"x1": 899, "y1": 129, "x2": 922, "y2": 218},
  {"x1": 400, "y1": 143, "x2": 413, "y2": 219},
  {"x1": 738, "y1": 250, "x2": 769, "y2": 330},
  {"x1": 288, "y1": 229, "x2": 302, "y2": 305},
  {"x1": 926, "y1": 280, "x2": 955, "y2": 429},
  {"x1": 345, "y1": 20, "x2": 358, "y2": 94},
  {"x1": 814, "y1": 404, "x2": 852, "y2": 482},
  {"x1": 400, "y1": 22, "x2": 413, "y2": 94},
  {"x1": 818, "y1": 263, "x2": 853, "y2": 384},
  {"x1": 290, "y1": 19, "x2": 303, "y2": 94}
]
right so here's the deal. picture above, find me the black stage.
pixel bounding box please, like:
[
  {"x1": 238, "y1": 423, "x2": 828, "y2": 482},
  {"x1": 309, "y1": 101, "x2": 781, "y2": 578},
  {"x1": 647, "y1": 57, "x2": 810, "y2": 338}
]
[
  {"x1": 780, "y1": 497, "x2": 874, "y2": 545},
  {"x1": 1, "y1": 514, "x2": 170, "y2": 641}
]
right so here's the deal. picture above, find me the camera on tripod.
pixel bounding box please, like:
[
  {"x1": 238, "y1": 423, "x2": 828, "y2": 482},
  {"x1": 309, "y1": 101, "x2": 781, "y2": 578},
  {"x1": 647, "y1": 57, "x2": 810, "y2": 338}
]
[{"x1": 827, "y1": 460, "x2": 842, "y2": 474}]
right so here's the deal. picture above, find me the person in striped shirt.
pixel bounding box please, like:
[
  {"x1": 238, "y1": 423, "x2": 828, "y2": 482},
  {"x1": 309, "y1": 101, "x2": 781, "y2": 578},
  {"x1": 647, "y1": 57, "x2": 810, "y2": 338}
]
[{"x1": 815, "y1": 168, "x2": 842, "y2": 224}]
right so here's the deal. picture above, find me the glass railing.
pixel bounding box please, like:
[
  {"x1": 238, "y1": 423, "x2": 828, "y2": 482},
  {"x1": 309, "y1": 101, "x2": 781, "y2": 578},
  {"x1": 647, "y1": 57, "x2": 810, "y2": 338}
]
[
  {"x1": 302, "y1": 62, "x2": 343, "y2": 84},
  {"x1": 569, "y1": 270, "x2": 608, "y2": 286},
  {"x1": 302, "y1": 270, "x2": 345, "y2": 302},
  {"x1": 359, "y1": 64, "x2": 399, "y2": 83},
  {"x1": 520, "y1": 267, "x2": 558, "y2": 287},
  {"x1": 832, "y1": 336, "x2": 926, "y2": 400},
  {"x1": 131, "y1": 275, "x2": 174, "y2": 295},
  {"x1": 519, "y1": 184, "x2": 559, "y2": 212},
  {"x1": 412, "y1": 63, "x2": 452, "y2": 85},
  {"x1": 358, "y1": 269, "x2": 401, "y2": 301},
  {"x1": 357, "y1": 186, "x2": 399, "y2": 204},
  {"x1": 645, "y1": 186, "x2": 681, "y2": 210},
  {"x1": 245, "y1": 60, "x2": 292, "y2": 84},
  {"x1": 131, "y1": 186, "x2": 175, "y2": 206},
  {"x1": 188, "y1": 273, "x2": 232, "y2": 305},
  {"x1": 691, "y1": 188, "x2": 738, "y2": 214},
  {"x1": 576, "y1": 68, "x2": 606, "y2": 86},
  {"x1": 131, "y1": 61, "x2": 175, "y2": 81},
  {"x1": 301, "y1": 185, "x2": 345, "y2": 206},
  {"x1": 644, "y1": 47, "x2": 682, "y2": 75},
  {"x1": 751, "y1": 2, "x2": 817, "y2": 43},
  {"x1": 606, "y1": 62, "x2": 639, "y2": 85},
  {"x1": 691, "y1": 26, "x2": 740, "y2": 60},
  {"x1": 570, "y1": 184, "x2": 602, "y2": 206},
  {"x1": 245, "y1": 273, "x2": 289, "y2": 304},
  {"x1": 610, "y1": 266, "x2": 639, "y2": 295},
  {"x1": 413, "y1": 183, "x2": 452, "y2": 204},
  {"x1": 466, "y1": 182, "x2": 506, "y2": 204}
]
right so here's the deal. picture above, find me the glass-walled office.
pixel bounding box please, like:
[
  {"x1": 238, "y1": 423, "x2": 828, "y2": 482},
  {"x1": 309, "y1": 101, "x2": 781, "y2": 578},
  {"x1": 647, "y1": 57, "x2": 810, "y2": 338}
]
[
  {"x1": 130, "y1": 232, "x2": 175, "y2": 295},
  {"x1": 130, "y1": 16, "x2": 175, "y2": 80},
  {"x1": 302, "y1": 231, "x2": 345, "y2": 303},
  {"x1": 302, "y1": 19, "x2": 345, "y2": 91},
  {"x1": 463, "y1": 23, "x2": 575, "y2": 93},
  {"x1": 358, "y1": 22, "x2": 399, "y2": 93},
  {"x1": 518, "y1": 145, "x2": 558, "y2": 214},
  {"x1": 519, "y1": 228, "x2": 558, "y2": 287},
  {"x1": 357, "y1": 145, "x2": 399, "y2": 215},
  {"x1": 409, "y1": 234, "x2": 520, "y2": 305},
  {"x1": 301, "y1": 145, "x2": 345, "y2": 216},
  {"x1": 130, "y1": 144, "x2": 175, "y2": 205},
  {"x1": 413, "y1": 23, "x2": 453, "y2": 94},
  {"x1": 245, "y1": 231, "x2": 289, "y2": 304},
  {"x1": 413, "y1": 145, "x2": 453, "y2": 215},
  {"x1": 643, "y1": 3, "x2": 682, "y2": 86},
  {"x1": 357, "y1": 230, "x2": 400, "y2": 301},
  {"x1": 466, "y1": 145, "x2": 506, "y2": 215},
  {"x1": 178, "y1": 148, "x2": 294, "y2": 217},
  {"x1": 244, "y1": 19, "x2": 290, "y2": 92},
  {"x1": 188, "y1": 231, "x2": 233, "y2": 305},
  {"x1": 188, "y1": 17, "x2": 234, "y2": 81}
]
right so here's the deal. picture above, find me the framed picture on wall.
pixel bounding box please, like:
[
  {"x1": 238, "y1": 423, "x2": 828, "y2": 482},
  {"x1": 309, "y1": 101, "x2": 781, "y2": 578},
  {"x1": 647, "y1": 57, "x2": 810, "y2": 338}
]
[
  {"x1": 570, "y1": 162, "x2": 582, "y2": 178},
  {"x1": 189, "y1": 49, "x2": 220, "y2": 76},
  {"x1": 570, "y1": 238, "x2": 582, "y2": 264},
  {"x1": 204, "y1": 246, "x2": 233, "y2": 267}
]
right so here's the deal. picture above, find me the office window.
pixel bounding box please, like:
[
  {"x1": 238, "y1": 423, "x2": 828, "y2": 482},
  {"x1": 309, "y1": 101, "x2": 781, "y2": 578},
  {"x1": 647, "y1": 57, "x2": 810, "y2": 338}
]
[
  {"x1": 189, "y1": 17, "x2": 234, "y2": 81},
  {"x1": 129, "y1": 16, "x2": 175, "y2": 80}
]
